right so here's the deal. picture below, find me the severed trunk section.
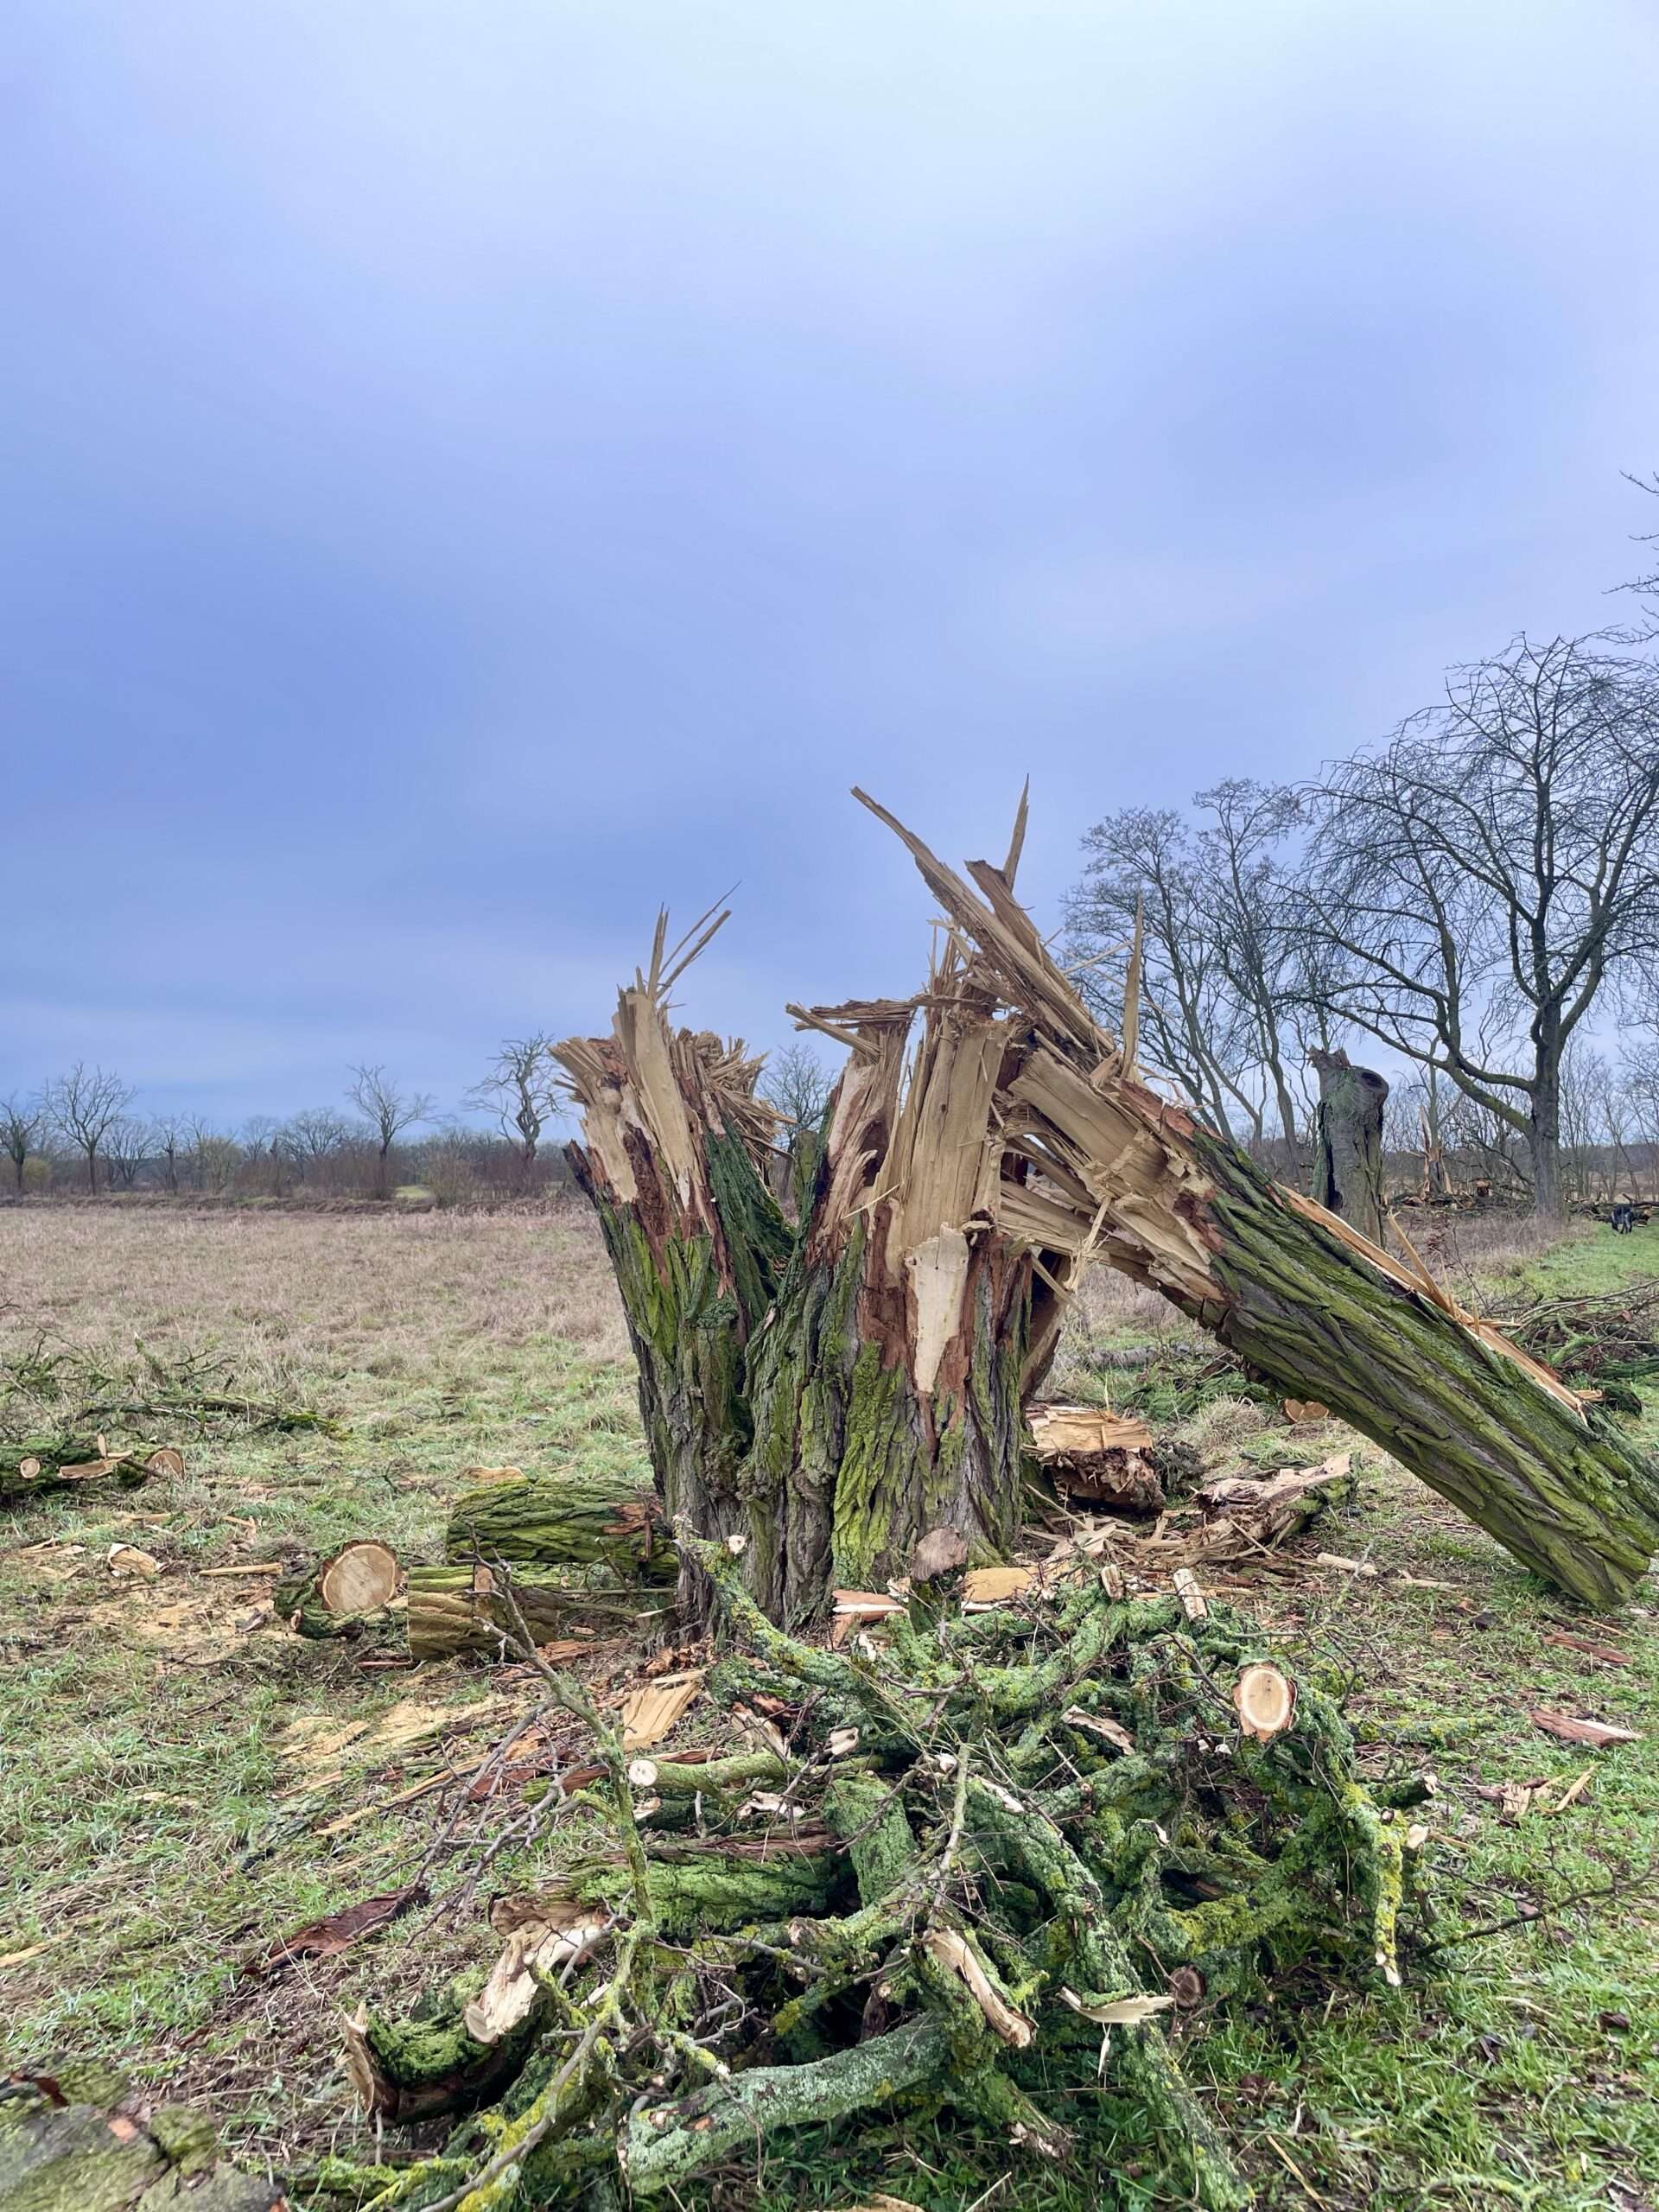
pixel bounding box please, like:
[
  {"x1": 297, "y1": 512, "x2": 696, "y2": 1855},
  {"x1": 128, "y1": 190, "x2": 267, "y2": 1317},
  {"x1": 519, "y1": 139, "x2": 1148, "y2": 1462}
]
[{"x1": 556, "y1": 796, "x2": 1659, "y2": 1617}]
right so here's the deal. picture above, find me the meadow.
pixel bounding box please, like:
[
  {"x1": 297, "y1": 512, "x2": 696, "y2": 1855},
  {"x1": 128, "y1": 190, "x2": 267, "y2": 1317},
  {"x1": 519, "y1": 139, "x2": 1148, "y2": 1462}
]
[{"x1": 2, "y1": 1202, "x2": 1657, "y2": 2211}]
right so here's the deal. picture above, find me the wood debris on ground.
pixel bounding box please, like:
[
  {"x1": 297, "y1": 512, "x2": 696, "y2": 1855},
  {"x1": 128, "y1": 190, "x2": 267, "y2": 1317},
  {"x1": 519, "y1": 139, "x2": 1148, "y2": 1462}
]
[
  {"x1": 1527, "y1": 1708, "x2": 1641, "y2": 1749},
  {"x1": 340, "y1": 1529, "x2": 1427, "y2": 2212}
]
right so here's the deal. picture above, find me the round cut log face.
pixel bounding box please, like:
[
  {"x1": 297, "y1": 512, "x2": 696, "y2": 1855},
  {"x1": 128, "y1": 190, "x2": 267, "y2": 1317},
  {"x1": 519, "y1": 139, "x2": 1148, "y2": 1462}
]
[
  {"x1": 319, "y1": 1541, "x2": 401, "y2": 1614},
  {"x1": 1233, "y1": 1662, "x2": 1297, "y2": 1743}
]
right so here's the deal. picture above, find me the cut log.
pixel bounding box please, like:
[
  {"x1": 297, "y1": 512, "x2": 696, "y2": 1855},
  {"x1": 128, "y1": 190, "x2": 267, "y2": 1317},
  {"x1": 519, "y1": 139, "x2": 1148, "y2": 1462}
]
[
  {"x1": 276, "y1": 1543, "x2": 404, "y2": 1640},
  {"x1": 405, "y1": 1563, "x2": 674, "y2": 1660},
  {"x1": 1233, "y1": 1662, "x2": 1297, "y2": 1742},
  {"x1": 1311, "y1": 1048, "x2": 1389, "y2": 1245},
  {"x1": 319, "y1": 1540, "x2": 399, "y2": 1614},
  {"x1": 446, "y1": 1469, "x2": 675, "y2": 1583},
  {"x1": 0, "y1": 2061, "x2": 285, "y2": 2210}
]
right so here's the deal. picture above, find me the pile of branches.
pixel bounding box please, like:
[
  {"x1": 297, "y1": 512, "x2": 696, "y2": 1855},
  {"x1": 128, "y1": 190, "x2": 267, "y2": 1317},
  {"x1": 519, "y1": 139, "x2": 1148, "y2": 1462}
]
[
  {"x1": 325, "y1": 1534, "x2": 1429, "y2": 2212},
  {"x1": 1487, "y1": 1282, "x2": 1659, "y2": 1408}
]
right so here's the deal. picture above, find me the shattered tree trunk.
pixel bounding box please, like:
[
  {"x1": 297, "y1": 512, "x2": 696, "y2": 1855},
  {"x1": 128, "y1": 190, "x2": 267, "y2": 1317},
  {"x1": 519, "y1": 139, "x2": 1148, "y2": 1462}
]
[
  {"x1": 556, "y1": 798, "x2": 1659, "y2": 1616},
  {"x1": 1312, "y1": 1047, "x2": 1389, "y2": 1243},
  {"x1": 556, "y1": 907, "x2": 1052, "y2": 1624}
]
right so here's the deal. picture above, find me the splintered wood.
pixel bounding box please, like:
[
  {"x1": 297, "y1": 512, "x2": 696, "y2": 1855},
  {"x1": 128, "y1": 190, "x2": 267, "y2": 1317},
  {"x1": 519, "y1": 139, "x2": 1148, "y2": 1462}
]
[
  {"x1": 620, "y1": 1674, "x2": 703, "y2": 1750},
  {"x1": 1027, "y1": 1402, "x2": 1162, "y2": 1511}
]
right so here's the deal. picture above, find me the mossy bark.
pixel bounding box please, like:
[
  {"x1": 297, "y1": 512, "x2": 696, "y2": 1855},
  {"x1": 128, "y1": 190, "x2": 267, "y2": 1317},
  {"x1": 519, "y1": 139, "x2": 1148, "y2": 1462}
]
[
  {"x1": 739, "y1": 1214, "x2": 1039, "y2": 1622},
  {"x1": 1187, "y1": 1132, "x2": 1659, "y2": 1607},
  {"x1": 445, "y1": 1471, "x2": 676, "y2": 1583},
  {"x1": 568, "y1": 1132, "x2": 791, "y2": 1622},
  {"x1": 0, "y1": 2063, "x2": 283, "y2": 2210},
  {"x1": 406, "y1": 1564, "x2": 675, "y2": 1659}
]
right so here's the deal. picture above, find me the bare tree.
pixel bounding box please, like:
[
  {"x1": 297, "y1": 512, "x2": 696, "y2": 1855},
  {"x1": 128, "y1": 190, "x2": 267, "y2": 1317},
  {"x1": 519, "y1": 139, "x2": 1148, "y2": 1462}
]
[
  {"x1": 1065, "y1": 807, "x2": 1257, "y2": 1141},
  {"x1": 346, "y1": 1065, "x2": 435, "y2": 1198},
  {"x1": 1191, "y1": 779, "x2": 1338, "y2": 1164},
  {"x1": 1, "y1": 1093, "x2": 43, "y2": 1196},
  {"x1": 278, "y1": 1108, "x2": 351, "y2": 1185},
  {"x1": 467, "y1": 1035, "x2": 557, "y2": 1171},
  {"x1": 188, "y1": 1120, "x2": 242, "y2": 1194},
  {"x1": 45, "y1": 1063, "x2": 135, "y2": 1193},
  {"x1": 103, "y1": 1117, "x2": 150, "y2": 1191},
  {"x1": 760, "y1": 1039, "x2": 836, "y2": 1141},
  {"x1": 1297, "y1": 634, "x2": 1659, "y2": 1216},
  {"x1": 149, "y1": 1115, "x2": 187, "y2": 1194}
]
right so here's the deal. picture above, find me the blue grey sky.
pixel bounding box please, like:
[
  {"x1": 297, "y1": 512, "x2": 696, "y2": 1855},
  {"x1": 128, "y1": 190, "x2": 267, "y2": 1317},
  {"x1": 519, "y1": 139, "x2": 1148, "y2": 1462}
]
[{"x1": 5, "y1": 1, "x2": 1656, "y2": 1126}]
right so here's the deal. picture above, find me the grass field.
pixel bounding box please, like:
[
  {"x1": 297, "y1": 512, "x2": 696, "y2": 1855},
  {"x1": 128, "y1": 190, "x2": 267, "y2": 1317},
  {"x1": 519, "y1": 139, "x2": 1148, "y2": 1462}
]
[{"x1": 3, "y1": 1204, "x2": 1657, "y2": 2210}]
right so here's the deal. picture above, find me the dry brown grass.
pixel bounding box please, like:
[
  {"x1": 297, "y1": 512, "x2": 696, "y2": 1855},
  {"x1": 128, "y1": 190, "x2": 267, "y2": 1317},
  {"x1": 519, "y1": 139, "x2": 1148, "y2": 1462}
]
[{"x1": 0, "y1": 1200, "x2": 631, "y2": 1413}]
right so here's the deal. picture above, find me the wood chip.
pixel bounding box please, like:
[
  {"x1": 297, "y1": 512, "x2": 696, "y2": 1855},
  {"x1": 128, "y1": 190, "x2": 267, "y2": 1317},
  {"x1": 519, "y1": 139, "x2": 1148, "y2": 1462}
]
[
  {"x1": 1541, "y1": 1629, "x2": 1631, "y2": 1667},
  {"x1": 1528, "y1": 1708, "x2": 1640, "y2": 1749},
  {"x1": 962, "y1": 1565, "x2": 1035, "y2": 1607},
  {"x1": 1058, "y1": 1986, "x2": 1173, "y2": 2025},
  {"x1": 196, "y1": 1561, "x2": 287, "y2": 1579},
  {"x1": 145, "y1": 1447, "x2": 187, "y2": 1478},
  {"x1": 1546, "y1": 1767, "x2": 1594, "y2": 1813},
  {"x1": 107, "y1": 1543, "x2": 160, "y2": 1579},
  {"x1": 1282, "y1": 1399, "x2": 1329, "y2": 1423},
  {"x1": 620, "y1": 1675, "x2": 702, "y2": 1750},
  {"x1": 1172, "y1": 1567, "x2": 1208, "y2": 1621},
  {"x1": 1062, "y1": 1705, "x2": 1135, "y2": 1753},
  {"x1": 922, "y1": 1929, "x2": 1034, "y2": 2047}
]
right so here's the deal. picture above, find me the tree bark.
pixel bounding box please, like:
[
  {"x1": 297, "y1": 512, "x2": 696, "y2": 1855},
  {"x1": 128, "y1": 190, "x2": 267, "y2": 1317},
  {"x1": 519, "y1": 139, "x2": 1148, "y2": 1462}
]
[
  {"x1": 1312, "y1": 1048, "x2": 1389, "y2": 1243},
  {"x1": 1529, "y1": 1046, "x2": 1564, "y2": 1218}
]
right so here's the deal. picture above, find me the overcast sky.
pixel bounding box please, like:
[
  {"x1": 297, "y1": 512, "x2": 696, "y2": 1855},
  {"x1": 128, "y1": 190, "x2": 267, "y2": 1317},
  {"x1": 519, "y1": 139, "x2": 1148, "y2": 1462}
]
[{"x1": 5, "y1": 1, "x2": 1656, "y2": 1127}]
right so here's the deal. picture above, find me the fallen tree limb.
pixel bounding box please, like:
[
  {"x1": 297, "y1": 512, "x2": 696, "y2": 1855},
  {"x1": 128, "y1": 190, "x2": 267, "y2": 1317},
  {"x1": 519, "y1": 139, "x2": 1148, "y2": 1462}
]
[{"x1": 0, "y1": 1440, "x2": 174, "y2": 1508}]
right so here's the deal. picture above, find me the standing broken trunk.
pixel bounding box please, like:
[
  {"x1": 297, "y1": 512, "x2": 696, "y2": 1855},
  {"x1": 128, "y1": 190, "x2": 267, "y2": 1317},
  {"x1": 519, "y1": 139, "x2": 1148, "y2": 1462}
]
[
  {"x1": 556, "y1": 881, "x2": 1057, "y2": 1623},
  {"x1": 1312, "y1": 1047, "x2": 1389, "y2": 1243}
]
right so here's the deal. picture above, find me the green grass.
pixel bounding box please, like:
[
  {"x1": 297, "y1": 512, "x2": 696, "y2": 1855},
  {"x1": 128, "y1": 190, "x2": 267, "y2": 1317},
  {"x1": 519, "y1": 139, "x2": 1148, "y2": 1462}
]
[{"x1": 3, "y1": 1207, "x2": 1657, "y2": 2208}]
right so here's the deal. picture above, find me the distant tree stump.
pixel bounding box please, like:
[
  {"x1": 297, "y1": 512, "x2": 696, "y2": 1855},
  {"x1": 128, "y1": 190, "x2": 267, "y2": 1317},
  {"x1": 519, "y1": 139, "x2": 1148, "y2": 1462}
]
[{"x1": 1312, "y1": 1048, "x2": 1389, "y2": 1245}]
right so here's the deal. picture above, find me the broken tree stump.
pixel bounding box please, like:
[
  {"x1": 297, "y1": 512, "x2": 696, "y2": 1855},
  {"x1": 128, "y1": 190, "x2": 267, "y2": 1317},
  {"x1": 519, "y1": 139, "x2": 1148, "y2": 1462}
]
[
  {"x1": 1026, "y1": 1402, "x2": 1165, "y2": 1510},
  {"x1": 555, "y1": 793, "x2": 1659, "y2": 1615},
  {"x1": 1312, "y1": 1047, "x2": 1389, "y2": 1244}
]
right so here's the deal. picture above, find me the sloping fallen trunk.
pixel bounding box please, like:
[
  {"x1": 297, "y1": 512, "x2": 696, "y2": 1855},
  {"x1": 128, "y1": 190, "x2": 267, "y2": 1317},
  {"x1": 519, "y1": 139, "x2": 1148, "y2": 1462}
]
[
  {"x1": 555, "y1": 797, "x2": 1659, "y2": 1616},
  {"x1": 865, "y1": 795, "x2": 1659, "y2": 1610}
]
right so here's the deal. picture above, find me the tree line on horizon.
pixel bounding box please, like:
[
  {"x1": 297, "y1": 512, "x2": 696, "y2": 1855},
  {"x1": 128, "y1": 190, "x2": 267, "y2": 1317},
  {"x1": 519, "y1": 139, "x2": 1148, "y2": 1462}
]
[
  {"x1": 1065, "y1": 627, "x2": 1659, "y2": 1217},
  {"x1": 8, "y1": 607, "x2": 1659, "y2": 1220}
]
